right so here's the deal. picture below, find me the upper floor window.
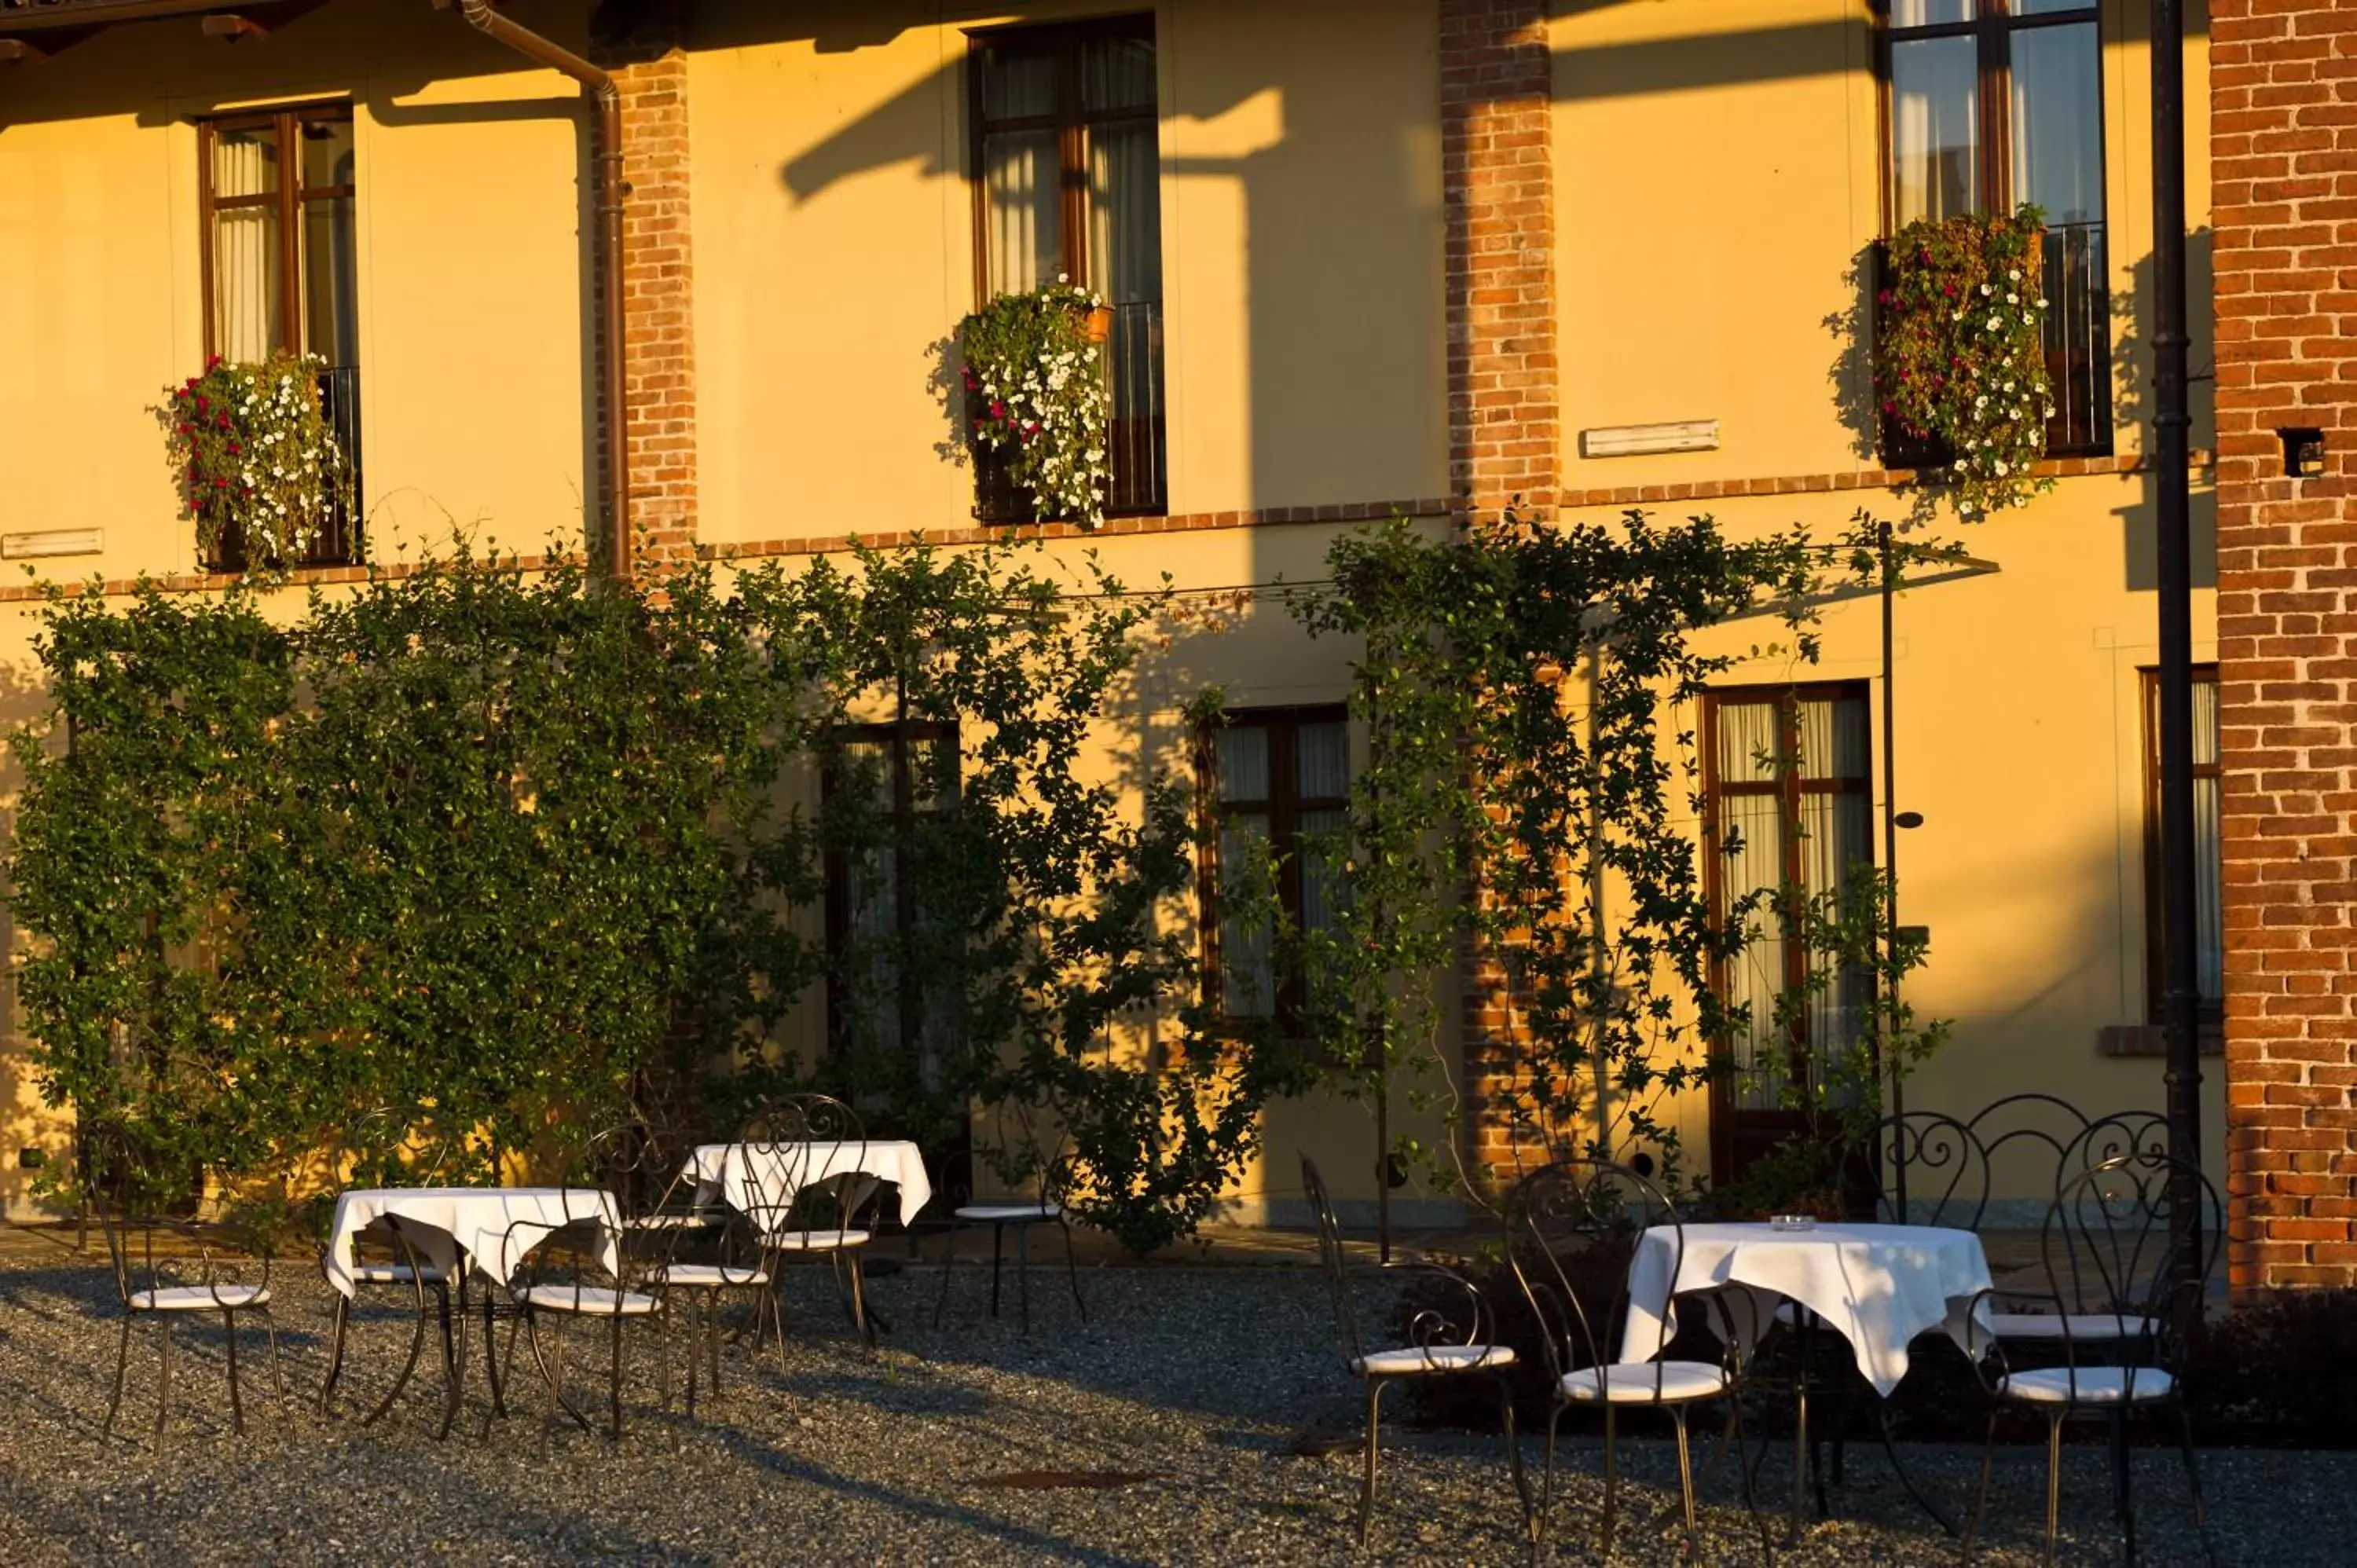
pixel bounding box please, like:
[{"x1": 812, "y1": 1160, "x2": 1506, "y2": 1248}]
[
  {"x1": 199, "y1": 106, "x2": 362, "y2": 565},
  {"x1": 970, "y1": 16, "x2": 1167, "y2": 518},
  {"x1": 1882, "y1": 0, "x2": 2110, "y2": 455}
]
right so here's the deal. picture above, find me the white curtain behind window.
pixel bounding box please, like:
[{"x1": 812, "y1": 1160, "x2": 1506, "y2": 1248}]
[
  {"x1": 1891, "y1": 36, "x2": 1979, "y2": 225},
  {"x1": 2192, "y1": 680, "x2": 2223, "y2": 1002},
  {"x1": 211, "y1": 130, "x2": 280, "y2": 361}
]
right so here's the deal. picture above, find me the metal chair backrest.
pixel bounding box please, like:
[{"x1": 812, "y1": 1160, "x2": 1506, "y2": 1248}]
[
  {"x1": 1299, "y1": 1153, "x2": 1366, "y2": 1371},
  {"x1": 1966, "y1": 1092, "x2": 2095, "y2": 1207},
  {"x1": 1843, "y1": 1110, "x2": 1989, "y2": 1229},
  {"x1": 2064, "y1": 1111, "x2": 2173, "y2": 1188},
  {"x1": 2039, "y1": 1145, "x2": 2222, "y2": 1371},
  {"x1": 504, "y1": 1181, "x2": 657, "y2": 1311},
  {"x1": 742, "y1": 1094, "x2": 879, "y2": 1240},
  {"x1": 1505, "y1": 1158, "x2": 1678, "y2": 1393},
  {"x1": 85, "y1": 1119, "x2": 271, "y2": 1310}
]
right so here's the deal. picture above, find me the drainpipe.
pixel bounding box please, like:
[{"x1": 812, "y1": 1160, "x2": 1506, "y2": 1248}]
[{"x1": 438, "y1": 0, "x2": 631, "y2": 579}]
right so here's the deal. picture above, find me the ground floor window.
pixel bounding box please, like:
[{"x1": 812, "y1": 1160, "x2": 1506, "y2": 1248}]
[
  {"x1": 2140, "y1": 666, "x2": 2222, "y2": 1025},
  {"x1": 1197, "y1": 706, "x2": 1349, "y2": 1023},
  {"x1": 1702, "y1": 683, "x2": 1876, "y2": 1181}
]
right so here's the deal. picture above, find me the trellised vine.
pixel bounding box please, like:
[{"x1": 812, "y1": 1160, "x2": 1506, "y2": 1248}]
[{"x1": 1287, "y1": 511, "x2": 1957, "y2": 1206}]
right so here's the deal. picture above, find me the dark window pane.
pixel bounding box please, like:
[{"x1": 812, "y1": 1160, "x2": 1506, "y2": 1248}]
[
  {"x1": 1890, "y1": 35, "x2": 1978, "y2": 225},
  {"x1": 1890, "y1": 0, "x2": 1974, "y2": 24},
  {"x1": 982, "y1": 127, "x2": 1061, "y2": 292},
  {"x1": 981, "y1": 40, "x2": 1058, "y2": 120},
  {"x1": 302, "y1": 198, "x2": 359, "y2": 368},
  {"x1": 1081, "y1": 35, "x2": 1156, "y2": 112},
  {"x1": 299, "y1": 115, "x2": 354, "y2": 194},
  {"x1": 2011, "y1": 20, "x2": 2102, "y2": 225}
]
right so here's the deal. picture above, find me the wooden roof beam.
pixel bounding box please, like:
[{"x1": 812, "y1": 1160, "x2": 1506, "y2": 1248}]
[
  {"x1": 0, "y1": 24, "x2": 96, "y2": 58},
  {"x1": 199, "y1": 0, "x2": 320, "y2": 41}
]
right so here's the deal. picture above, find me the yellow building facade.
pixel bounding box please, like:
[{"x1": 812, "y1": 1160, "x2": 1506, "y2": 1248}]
[{"x1": 0, "y1": 0, "x2": 2220, "y2": 1229}]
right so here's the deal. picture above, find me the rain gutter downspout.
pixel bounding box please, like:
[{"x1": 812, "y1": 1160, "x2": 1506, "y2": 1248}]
[{"x1": 441, "y1": 0, "x2": 631, "y2": 580}]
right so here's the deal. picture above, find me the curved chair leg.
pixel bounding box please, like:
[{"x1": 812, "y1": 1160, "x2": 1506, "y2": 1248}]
[
  {"x1": 1672, "y1": 1407, "x2": 1699, "y2": 1559},
  {"x1": 101, "y1": 1313, "x2": 133, "y2": 1442},
  {"x1": 525, "y1": 1310, "x2": 591, "y2": 1434},
  {"x1": 2175, "y1": 1405, "x2": 2213, "y2": 1565},
  {"x1": 154, "y1": 1318, "x2": 174, "y2": 1449},
  {"x1": 433, "y1": 1284, "x2": 463, "y2": 1442},
  {"x1": 1060, "y1": 1218, "x2": 1086, "y2": 1322},
  {"x1": 1731, "y1": 1393, "x2": 1770, "y2": 1558},
  {"x1": 1600, "y1": 1404, "x2": 1621, "y2": 1560},
  {"x1": 607, "y1": 1313, "x2": 625, "y2": 1439},
  {"x1": 848, "y1": 1253, "x2": 874, "y2": 1350},
  {"x1": 933, "y1": 1222, "x2": 961, "y2": 1328},
  {"x1": 2109, "y1": 1409, "x2": 2137, "y2": 1566},
  {"x1": 2043, "y1": 1412, "x2": 2066, "y2": 1565},
  {"x1": 320, "y1": 1294, "x2": 353, "y2": 1416},
  {"x1": 989, "y1": 1222, "x2": 1006, "y2": 1317},
  {"x1": 1357, "y1": 1378, "x2": 1387, "y2": 1547},
  {"x1": 1964, "y1": 1408, "x2": 2000, "y2": 1563},
  {"x1": 683, "y1": 1291, "x2": 702, "y2": 1419},
  {"x1": 363, "y1": 1290, "x2": 433, "y2": 1427},
  {"x1": 222, "y1": 1309, "x2": 244, "y2": 1435},
  {"x1": 1493, "y1": 1374, "x2": 1530, "y2": 1556},
  {"x1": 1535, "y1": 1403, "x2": 1566, "y2": 1555},
  {"x1": 260, "y1": 1306, "x2": 284, "y2": 1401}
]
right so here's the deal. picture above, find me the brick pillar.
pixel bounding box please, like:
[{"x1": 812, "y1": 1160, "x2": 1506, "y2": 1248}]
[
  {"x1": 1440, "y1": 0, "x2": 1560, "y2": 529},
  {"x1": 2212, "y1": 0, "x2": 2357, "y2": 1294},
  {"x1": 1442, "y1": 0, "x2": 1563, "y2": 1191},
  {"x1": 595, "y1": 9, "x2": 698, "y2": 575}
]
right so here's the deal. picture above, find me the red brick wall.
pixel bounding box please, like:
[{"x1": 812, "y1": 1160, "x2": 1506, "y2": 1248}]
[
  {"x1": 596, "y1": 19, "x2": 699, "y2": 575},
  {"x1": 1441, "y1": 0, "x2": 1563, "y2": 1190},
  {"x1": 2212, "y1": 0, "x2": 2357, "y2": 1292},
  {"x1": 1441, "y1": 0, "x2": 1560, "y2": 529}
]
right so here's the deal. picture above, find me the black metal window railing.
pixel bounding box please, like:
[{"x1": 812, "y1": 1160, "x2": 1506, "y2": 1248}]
[
  {"x1": 1876, "y1": 218, "x2": 2113, "y2": 468},
  {"x1": 974, "y1": 301, "x2": 1165, "y2": 524}
]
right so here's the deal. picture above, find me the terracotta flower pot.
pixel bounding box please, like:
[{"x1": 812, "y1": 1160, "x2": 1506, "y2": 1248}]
[{"x1": 1080, "y1": 303, "x2": 1115, "y2": 344}]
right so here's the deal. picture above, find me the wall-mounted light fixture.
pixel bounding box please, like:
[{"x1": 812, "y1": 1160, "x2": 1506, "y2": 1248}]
[
  {"x1": 1579, "y1": 419, "x2": 1720, "y2": 459},
  {"x1": 2280, "y1": 426, "x2": 2327, "y2": 479},
  {"x1": 1, "y1": 528, "x2": 102, "y2": 560}
]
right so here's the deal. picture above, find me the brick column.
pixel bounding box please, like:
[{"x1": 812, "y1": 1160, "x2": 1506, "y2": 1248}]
[
  {"x1": 2212, "y1": 0, "x2": 2357, "y2": 1293},
  {"x1": 1440, "y1": 0, "x2": 1560, "y2": 529},
  {"x1": 1442, "y1": 1, "x2": 1563, "y2": 1191},
  {"x1": 595, "y1": 9, "x2": 698, "y2": 574}
]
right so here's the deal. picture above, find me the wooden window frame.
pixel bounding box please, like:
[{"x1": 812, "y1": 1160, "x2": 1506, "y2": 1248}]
[
  {"x1": 2139, "y1": 664, "x2": 2222, "y2": 1026},
  {"x1": 1699, "y1": 682, "x2": 1875, "y2": 1180},
  {"x1": 1874, "y1": 0, "x2": 2112, "y2": 458},
  {"x1": 823, "y1": 720, "x2": 961, "y2": 1061},
  {"x1": 196, "y1": 103, "x2": 356, "y2": 363},
  {"x1": 1196, "y1": 705, "x2": 1349, "y2": 1027},
  {"x1": 965, "y1": 13, "x2": 1167, "y2": 520}
]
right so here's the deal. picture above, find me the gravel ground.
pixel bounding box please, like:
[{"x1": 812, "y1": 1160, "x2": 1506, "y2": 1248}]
[{"x1": 0, "y1": 1248, "x2": 2344, "y2": 1566}]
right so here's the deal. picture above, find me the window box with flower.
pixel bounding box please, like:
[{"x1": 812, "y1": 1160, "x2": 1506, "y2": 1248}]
[
  {"x1": 959, "y1": 277, "x2": 1113, "y2": 529},
  {"x1": 160, "y1": 351, "x2": 355, "y2": 571},
  {"x1": 1872, "y1": 204, "x2": 2056, "y2": 518}
]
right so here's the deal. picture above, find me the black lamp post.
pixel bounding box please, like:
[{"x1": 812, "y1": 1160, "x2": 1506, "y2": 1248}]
[{"x1": 2149, "y1": 0, "x2": 2205, "y2": 1284}]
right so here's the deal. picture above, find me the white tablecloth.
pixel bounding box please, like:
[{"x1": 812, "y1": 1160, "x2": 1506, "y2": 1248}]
[
  {"x1": 684, "y1": 1141, "x2": 933, "y2": 1226},
  {"x1": 324, "y1": 1186, "x2": 621, "y2": 1299},
  {"x1": 1619, "y1": 1221, "x2": 1992, "y2": 1397}
]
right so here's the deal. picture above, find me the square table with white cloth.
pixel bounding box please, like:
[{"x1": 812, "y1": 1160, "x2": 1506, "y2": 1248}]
[
  {"x1": 683, "y1": 1141, "x2": 933, "y2": 1229},
  {"x1": 324, "y1": 1186, "x2": 621, "y2": 1299},
  {"x1": 1618, "y1": 1221, "x2": 1994, "y2": 1397}
]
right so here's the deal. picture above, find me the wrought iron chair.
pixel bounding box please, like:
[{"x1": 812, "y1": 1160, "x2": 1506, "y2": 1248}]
[
  {"x1": 642, "y1": 1141, "x2": 770, "y2": 1415},
  {"x1": 742, "y1": 1094, "x2": 889, "y2": 1350},
  {"x1": 933, "y1": 1108, "x2": 1085, "y2": 1334},
  {"x1": 86, "y1": 1123, "x2": 284, "y2": 1448},
  {"x1": 1985, "y1": 1107, "x2": 2173, "y2": 1348},
  {"x1": 1961, "y1": 1145, "x2": 2220, "y2": 1566},
  {"x1": 1505, "y1": 1159, "x2": 1758, "y2": 1561},
  {"x1": 500, "y1": 1119, "x2": 676, "y2": 1439},
  {"x1": 317, "y1": 1105, "x2": 463, "y2": 1430},
  {"x1": 1300, "y1": 1153, "x2": 1527, "y2": 1549},
  {"x1": 1842, "y1": 1109, "x2": 1991, "y2": 1229}
]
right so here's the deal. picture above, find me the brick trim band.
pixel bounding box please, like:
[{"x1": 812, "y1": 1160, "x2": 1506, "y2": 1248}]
[
  {"x1": 701, "y1": 498, "x2": 1450, "y2": 562},
  {"x1": 1560, "y1": 451, "x2": 2219, "y2": 511}
]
